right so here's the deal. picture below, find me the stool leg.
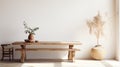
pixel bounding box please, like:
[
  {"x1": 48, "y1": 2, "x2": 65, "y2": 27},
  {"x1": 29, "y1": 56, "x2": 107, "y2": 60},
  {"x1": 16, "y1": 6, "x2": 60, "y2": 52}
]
[
  {"x1": 12, "y1": 48, "x2": 14, "y2": 61},
  {"x1": 1, "y1": 48, "x2": 4, "y2": 61},
  {"x1": 10, "y1": 50, "x2": 11, "y2": 61},
  {"x1": 10, "y1": 49, "x2": 13, "y2": 61},
  {"x1": 9, "y1": 49, "x2": 11, "y2": 61},
  {"x1": 1, "y1": 53, "x2": 4, "y2": 61}
]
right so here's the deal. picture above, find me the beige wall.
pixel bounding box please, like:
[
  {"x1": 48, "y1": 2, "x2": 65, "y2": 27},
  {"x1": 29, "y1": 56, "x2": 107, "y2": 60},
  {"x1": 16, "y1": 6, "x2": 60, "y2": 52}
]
[
  {"x1": 0, "y1": 0, "x2": 116, "y2": 59},
  {"x1": 115, "y1": 0, "x2": 120, "y2": 61},
  {"x1": 116, "y1": 0, "x2": 120, "y2": 61}
]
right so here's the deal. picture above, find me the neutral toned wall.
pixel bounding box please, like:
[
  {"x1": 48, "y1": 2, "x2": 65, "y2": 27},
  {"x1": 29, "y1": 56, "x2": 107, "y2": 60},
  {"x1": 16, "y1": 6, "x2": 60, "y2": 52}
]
[
  {"x1": 115, "y1": 0, "x2": 120, "y2": 61},
  {"x1": 118, "y1": 0, "x2": 120, "y2": 61},
  {"x1": 0, "y1": 0, "x2": 116, "y2": 59},
  {"x1": 116, "y1": 0, "x2": 120, "y2": 61}
]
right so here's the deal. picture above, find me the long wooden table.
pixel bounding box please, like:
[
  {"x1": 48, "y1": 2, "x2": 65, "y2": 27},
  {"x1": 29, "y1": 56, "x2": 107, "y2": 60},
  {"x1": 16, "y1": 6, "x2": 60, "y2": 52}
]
[{"x1": 12, "y1": 41, "x2": 81, "y2": 62}]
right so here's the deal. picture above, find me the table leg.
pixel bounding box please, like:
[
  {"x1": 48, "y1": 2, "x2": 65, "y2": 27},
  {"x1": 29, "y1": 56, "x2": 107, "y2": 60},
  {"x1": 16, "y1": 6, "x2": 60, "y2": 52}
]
[
  {"x1": 68, "y1": 45, "x2": 75, "y2": 61},
  {"x1": 20, "y1": 45, "x2": 26, "y2": 63}
]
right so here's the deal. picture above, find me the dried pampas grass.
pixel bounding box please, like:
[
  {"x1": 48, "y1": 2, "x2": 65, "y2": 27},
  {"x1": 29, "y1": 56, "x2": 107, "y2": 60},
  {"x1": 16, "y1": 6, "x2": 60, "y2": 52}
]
[{"x1": 87, "y1": 12, "x2": 105, "y2": 45}]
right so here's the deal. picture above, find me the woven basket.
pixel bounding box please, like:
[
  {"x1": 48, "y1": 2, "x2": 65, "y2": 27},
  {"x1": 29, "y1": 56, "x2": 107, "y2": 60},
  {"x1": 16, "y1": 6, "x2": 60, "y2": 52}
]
[{"x1": 91, "y1": 45, "x2": 105, "y2": 60}]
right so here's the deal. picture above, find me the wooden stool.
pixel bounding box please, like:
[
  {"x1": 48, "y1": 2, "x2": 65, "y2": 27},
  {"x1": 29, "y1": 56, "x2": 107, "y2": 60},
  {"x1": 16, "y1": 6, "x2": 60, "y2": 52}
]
[{"x1": 1, "y1": 44, "x2": 14, "y2": 61}]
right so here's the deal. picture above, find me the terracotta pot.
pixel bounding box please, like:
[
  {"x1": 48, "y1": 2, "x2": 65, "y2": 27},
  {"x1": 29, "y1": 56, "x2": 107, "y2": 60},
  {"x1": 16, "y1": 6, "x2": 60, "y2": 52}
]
[
  {"x1": 90, "y1": 45, "x2": 105, "y2": 60},
  {"x1": 28, "y1": 34, "x2": 34, "y2": 41}
]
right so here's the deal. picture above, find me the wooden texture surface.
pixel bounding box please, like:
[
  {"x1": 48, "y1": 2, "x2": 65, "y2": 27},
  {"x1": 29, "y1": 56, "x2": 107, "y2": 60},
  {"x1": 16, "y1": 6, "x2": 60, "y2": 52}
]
[
  {"x1": 15, "y1": 48, "x2": 80, "y2": 51},
  {"x1": 12, "y1": 41, "x2": 81, "y2": 63},
  {"x1": 12, "y1": 41, "x2": 81, "y2": 45}
]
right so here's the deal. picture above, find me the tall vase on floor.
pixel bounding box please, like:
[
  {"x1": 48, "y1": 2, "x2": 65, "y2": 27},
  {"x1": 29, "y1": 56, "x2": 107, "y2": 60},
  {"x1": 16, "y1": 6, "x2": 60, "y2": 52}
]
[
  {"x1": 90, "y1": 45, "x2": 105, "y2": 60},
  {"x1": 87, "y1": 12, "x2": 106, "y2": 60}
]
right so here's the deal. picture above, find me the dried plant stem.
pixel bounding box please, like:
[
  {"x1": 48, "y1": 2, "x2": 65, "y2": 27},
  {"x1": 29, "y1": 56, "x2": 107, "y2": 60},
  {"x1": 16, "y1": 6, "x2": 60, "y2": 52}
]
[
  {"x1": 97, "y1": 33, "x2": 99, "y2": 45},
  {"x1": 87, "y1": 12, "x2": 105, "y2": 45}
]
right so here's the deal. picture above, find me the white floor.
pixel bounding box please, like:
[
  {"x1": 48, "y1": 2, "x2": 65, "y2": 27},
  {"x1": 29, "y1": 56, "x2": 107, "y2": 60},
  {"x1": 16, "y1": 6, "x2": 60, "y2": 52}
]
[{"x1": 0, "y1": 60, "x2": 120, "y2": 67}]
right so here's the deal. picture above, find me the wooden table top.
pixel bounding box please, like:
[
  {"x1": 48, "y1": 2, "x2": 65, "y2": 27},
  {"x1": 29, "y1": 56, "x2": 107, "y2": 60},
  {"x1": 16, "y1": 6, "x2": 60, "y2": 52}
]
[{"x1": 12, "y1": 41, "x2": 82, "y2": 45}]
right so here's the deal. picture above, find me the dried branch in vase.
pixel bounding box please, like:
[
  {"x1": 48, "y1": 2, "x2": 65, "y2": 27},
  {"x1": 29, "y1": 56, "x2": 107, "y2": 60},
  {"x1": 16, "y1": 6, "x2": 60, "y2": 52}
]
[{"x1": 87, "y1": 12, "x2": 105, "y2": 45}]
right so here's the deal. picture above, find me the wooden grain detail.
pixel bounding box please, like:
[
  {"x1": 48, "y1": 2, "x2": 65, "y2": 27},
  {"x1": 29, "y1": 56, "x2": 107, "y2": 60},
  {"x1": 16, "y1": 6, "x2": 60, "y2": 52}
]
[
  {"x1": 68, "y1": 45, "x2": 75, "y2": 61},
  {"x1": 20, "y1": 45, "x2": 26, "y2": 63},
  {"x1": 12, "y1": 41, "x2": 82, "y2": 45},
  {"x1": 12, "y1": 41, "x2": 82, "y2": 62},
  {"x1": 15, "y1": 48, "x2": 80, "y2": 51}
]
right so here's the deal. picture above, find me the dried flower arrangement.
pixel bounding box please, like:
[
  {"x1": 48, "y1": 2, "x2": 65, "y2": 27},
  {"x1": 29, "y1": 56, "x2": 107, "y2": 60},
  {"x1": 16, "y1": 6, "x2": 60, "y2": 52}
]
[{"x1": 87, "y1": 12, "x2": 105, "y2": 45}]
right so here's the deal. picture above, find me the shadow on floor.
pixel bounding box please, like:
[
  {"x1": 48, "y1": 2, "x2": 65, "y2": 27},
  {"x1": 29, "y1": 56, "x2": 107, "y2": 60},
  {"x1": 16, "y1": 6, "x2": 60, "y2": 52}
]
[{"x1": 0, "y1": 59, "x2": 64, "y2": 67}]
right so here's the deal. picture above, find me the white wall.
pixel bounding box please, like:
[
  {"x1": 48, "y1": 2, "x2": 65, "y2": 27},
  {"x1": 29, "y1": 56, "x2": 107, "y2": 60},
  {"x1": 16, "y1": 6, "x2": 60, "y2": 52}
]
[{"x1": 0, "y1": 0, "x2": 116, "y2": 59}]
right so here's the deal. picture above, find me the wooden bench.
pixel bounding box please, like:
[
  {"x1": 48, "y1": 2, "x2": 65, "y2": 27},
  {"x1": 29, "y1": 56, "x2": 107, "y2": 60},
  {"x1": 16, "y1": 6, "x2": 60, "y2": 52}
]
[
  {"x1": 12, "y1": 41, "x2": 81, "y2": 62},
  {"x1": 15, "y1": 48, "x2": 80, "y2": 51}
]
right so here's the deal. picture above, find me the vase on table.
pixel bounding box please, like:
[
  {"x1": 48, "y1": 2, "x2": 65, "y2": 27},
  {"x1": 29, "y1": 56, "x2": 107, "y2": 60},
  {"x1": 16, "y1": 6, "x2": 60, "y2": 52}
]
[{"x1": 28, "y1": 34, "x2": 34, "y2": 42}]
